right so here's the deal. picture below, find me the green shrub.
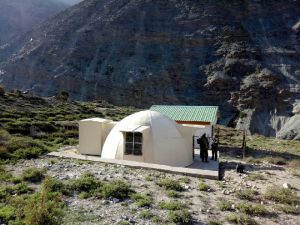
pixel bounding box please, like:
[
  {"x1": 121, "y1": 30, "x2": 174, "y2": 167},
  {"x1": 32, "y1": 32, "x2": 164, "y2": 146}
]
[
  {"x1": 102, "y1": 180, "x2": 133, "y2": 200},
  {"x1": 167, "y1": 190, "x2": 181, "y2": 198},
  {"x1": 236, "y1": 202, "x2": 267, "y2": 216},
  {"x1": 159, "y1": 200, "x2": 185, "y2": 210},
  {"x1": 218, "y1": 200, "x2": 233, "y2": 211},
  {"x1": 226, "y1": 213, "x2": 257, "y2": 225},
  {"x1": 0, "y1": 205, "x2": 15, "y2": 224},
  {"x1": 179, "y1": 177, "x2": 190, "y2": 184},
  {"x1": 168, "y1": 209, "x2": 192, "y2": 225},
  {"x1": 0, "y1": 166, "x2": 13, "y2": 182},
  {"x1": 23, "y1": 180, "x2": 65, "y2": 225},
  {"x1": 21, "y1": 168, "x2": 46, "y2": 182},
  {"x1": 79, "y1": 192, "x2": 90, "y2": 199},
  {"x1": 138, "y1": 210, "x2": 155, "y2": 220},
  {"x1": 68, "y1": 173, "x2": 102, "y2": 193},
  {"x1": 198, "y1": 181, "x2": 209, "y2": 191},
  {"x1": 276, "y1": 204, "x2": 300, "y2": 214},
  {"x1": 156, "y1": 178, "x2": 183, "y2": 191},
  {"x1": 245, "y1": 173, "x2": 266, "y2": 181},
  {"x1": 236, "y1": 189, "x2": 258, "y2": 201},
  {"x1": 264, "y1": 186, "x2": 299, "y2": 205},
  {"x1": 131, "y1": 193, "x2": 153, "y2": 207},
  {"x1": 43, "y1": 177, "x2": 70, "y2": 195},
  {"x1": 10, "y1": 182, "x2": 33, "y2": 195}
]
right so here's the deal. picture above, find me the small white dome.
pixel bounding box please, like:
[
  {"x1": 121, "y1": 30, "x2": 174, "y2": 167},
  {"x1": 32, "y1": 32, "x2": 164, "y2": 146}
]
[{"x1": 101, "y1": 110, "x2": 193, "y2": 167}]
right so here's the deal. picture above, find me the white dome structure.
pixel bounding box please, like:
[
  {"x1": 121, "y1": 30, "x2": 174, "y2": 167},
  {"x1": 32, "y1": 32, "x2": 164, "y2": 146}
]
[{"x1": 101, "y1": 110, "x2": 193, "y2": 167}]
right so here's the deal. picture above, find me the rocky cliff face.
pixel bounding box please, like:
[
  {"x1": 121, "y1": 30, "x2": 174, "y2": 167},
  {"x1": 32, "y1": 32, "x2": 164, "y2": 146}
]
[
  {"x1": 0, "y1": 0, "x2": 77, "y2": 46},
  {"x1": 0, "y1": 0, "x2": 299, "y2": 139}
]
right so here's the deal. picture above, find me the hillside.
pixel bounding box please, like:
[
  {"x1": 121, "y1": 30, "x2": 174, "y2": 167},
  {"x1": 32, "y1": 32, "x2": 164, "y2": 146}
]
[
  {"x1": 0, "y1": 0, "x2": 300, "y2": 139},
  {"x1": 0, "y1": 91, "x2": 299, "y2": 225},
  {"x1": 0, "y1": 0, "x2": 78, "y2": 46}
]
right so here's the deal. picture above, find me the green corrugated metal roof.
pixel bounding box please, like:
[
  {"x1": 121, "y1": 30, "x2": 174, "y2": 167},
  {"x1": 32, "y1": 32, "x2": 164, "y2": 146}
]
[{"x1": 150, "y1": 105, "x2": 219, "y2": 123}]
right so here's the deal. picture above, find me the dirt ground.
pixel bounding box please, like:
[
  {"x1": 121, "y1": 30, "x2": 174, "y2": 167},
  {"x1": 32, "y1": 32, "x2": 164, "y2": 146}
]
[{"x1": 6, "y1": 154, "x2": 300, "y2": 225}]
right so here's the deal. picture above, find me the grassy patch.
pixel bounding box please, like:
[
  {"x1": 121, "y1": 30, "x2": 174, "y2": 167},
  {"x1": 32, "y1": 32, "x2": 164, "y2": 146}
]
[
  {"x1": 21, "y1": 167, "x2": 46, "y2": 182},
  {"x1": 227, "y1": 213, "x2": 257, "y2": 225},
  {"x1": 276, "y1": 204, "x2": 300, "y2": 214},
  {"x1": 159, "y1": 200, "x2": 185, "y2": 210},
  {"x1": 264, "y1": 186, "x2": 299, "y2": 205},
  {"x1": 218, "y1": 199, "x2": 233, "y2": 211},
  {"x1": 179, "y1": 177, "x2": 190, "y2": 184},
  {"x1": 138, "y1": 210, "x2": 155, "y2": 220},
  {"x1": 101, "y1": 180, "x2": 133, "y2": 200},
  {"x1": 236, "y1": 189, "x2": 258, "y2": 201},
  {"x1": 131, "y1": 193, "x2": 153, "y2": 207},
  {"x1": 198, "y1": 181, "x2": 210, "y2": 191},
  {"x1": 167, "y1": 190, "x2": 182, "y2": 198},
  {"x1": 168, "y1": 209, "x2": 192, "y2": 225},
  {"x1": 245, "y1": 173, "x2": 266, "y2": 181},
  {"x1": 156, "y1": 178, "x2": 183, "y2": 191},
  {"x1": 236, "y1": 202, "x2": 267, "y2": 216}
]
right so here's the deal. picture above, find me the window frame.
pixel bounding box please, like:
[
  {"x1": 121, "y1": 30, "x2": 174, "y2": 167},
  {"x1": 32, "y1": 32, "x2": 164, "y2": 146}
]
[{"x1": 124, "y1": 132, "x2": 143, "y2": 156}]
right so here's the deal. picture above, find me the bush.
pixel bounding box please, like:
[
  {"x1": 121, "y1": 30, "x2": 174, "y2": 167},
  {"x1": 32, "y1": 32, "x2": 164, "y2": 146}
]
[
  {"x1": 43, "y1": 177, "x2": 70, "y2": 195},
  {"x1": 167, "y1": 190, "x2": 181, "y2": 198},
  {"x1": 156, "y1": 178, "x2": 183, "y2": 191},
  {"x1": 0, "y1": 205, "x2": 15, "y2": 224},
  {"x1": 227, "y1": 213, "x2": 257, "y2": 225},
  {"x1": 236, "y1": 189, "x2": 258, "y2": 201},
  {"x1": 159, "y1": 200, "x2": 185, "y2": 210},
  {"x1": 57, "y1": 91, "x2": 69, "y2": 102},
  {"x1": 168, "y1": 210, "x2": 192, "y2": 225},
  {"x1": 131, "y1": 193, "x2": 153, "y2": 207},
  {"x1": 0, "y1": 166, "x2": 13, "y2": 182},
  {"x1": 21, "y1": 168, "x2": 46, "y2": 182},
  {"x1": 10, "y1": 182, "x2": 33, "y2": 195},
  {"x1": 198, "y1": 181, "x2": 209, "y2": 191},
  {"x1": 218, "y1": 200, "x2": 233, "y2": 211},
  {"x1": 264, "y1": 186, "x2": 299, "y2": 205},
  {"x1": 138, "y1": 210, "x2": 155, "y2": 220},
  {"x1": 236, "y1": 202, "x2": 267, "y2": 216},
  {"x1": 102, "y1": 180, "x2": 133, "y2": 200},
  {"x1": 179, "y1": 177, "x2": 190, "y2": 184},
  {"x1": 68, "y1": 173, "x2": 102, "y2": 194},
  {"x1": 276, "y1": 204, "x2": 300, "y2": 214}
]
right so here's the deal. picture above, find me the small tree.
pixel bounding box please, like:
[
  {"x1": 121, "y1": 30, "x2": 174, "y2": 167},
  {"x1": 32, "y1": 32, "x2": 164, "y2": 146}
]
[{"x1": 57, "y1": 91, "x2": 69, "y2": 101}]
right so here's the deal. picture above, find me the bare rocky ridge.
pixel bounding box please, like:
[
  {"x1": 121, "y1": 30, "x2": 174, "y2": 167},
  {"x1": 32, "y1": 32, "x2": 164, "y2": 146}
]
[
  {"x1": 0, "y1": 0, "x2": 299, "y2": 139},
  {"x1": 0, "y1": 0, "x2": 78, "y2": 46}
]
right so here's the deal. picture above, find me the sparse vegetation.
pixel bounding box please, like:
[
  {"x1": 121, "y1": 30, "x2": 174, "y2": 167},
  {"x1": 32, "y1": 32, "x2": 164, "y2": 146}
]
[
  {"x1": 168, "y1": 209, "x2": 192, "y2": 225},
  {"x1": 218, "y1": 199, "x2": 233, "y2": 211},
  {"x1": 198, "y1": 181, "x2": 210, "y2": 191},
  {"x1": 227, "y1": 213, "x2": 257, "y2": 225},
  {"x1": 264, "y1": 186, "x2": 299, "y2": 205},
  {"x1": 131, "y1": 193, "x2": 153, "y2": 207},
  {"x1": 167, "y1": 190, "x2": 182, "y2": 198},
  {"x1": 236, "y1": 202, "x2": 267, "y2": 216},
  {"x1": 101, "y1": 180, "x2": 133, "y2": 200},
  {"x1": 159, "y1": 200, "x2": 185, "y2": 210},
  {"x1": 236, "y1": 189, "x2": 258, "y2": 201},
  {"x1": 156, "y1": 178, "x2": 183, "y2": 191},
  {"x1": 21, "y1": 167, "x2": 46, "y2": 182}
]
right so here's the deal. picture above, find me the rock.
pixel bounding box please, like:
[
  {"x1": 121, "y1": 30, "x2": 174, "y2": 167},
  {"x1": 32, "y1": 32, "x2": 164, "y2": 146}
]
[
  {"x1": 283, "y1": 183, "x2": 291, "y2": 189},
  {"x1": 231, "y1": 204, "x2": 235, "y2": 210},
  {"x1": 112, "y1": 198, "x2": 120, "y2": 203},
  {"x1": 102, "y1": 200, "x2": 109, "y2": 205}
]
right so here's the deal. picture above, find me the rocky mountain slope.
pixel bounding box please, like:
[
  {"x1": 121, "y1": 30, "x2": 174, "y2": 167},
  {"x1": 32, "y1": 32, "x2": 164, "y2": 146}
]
[
  {"x1": 0, "y1": 0, "x2": 79, "y2": 46},
  {"x1": 0, "y1": 0, "x2": 299, "y2": 139}
]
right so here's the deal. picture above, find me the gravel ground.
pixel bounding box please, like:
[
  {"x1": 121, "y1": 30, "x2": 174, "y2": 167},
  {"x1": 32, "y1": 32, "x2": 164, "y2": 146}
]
[{"x1": 6, "y1": 156, "x2": 300, "y2": 225}]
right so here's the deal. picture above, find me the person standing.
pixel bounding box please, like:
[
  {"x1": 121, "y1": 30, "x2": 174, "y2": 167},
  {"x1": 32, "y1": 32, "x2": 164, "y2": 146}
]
[
  {"x1": 199, "y1": 133, "x2": 209, "y2": 162},
  {"x1": 211, "y1": 135, "x2": 219, "y2": 161}
]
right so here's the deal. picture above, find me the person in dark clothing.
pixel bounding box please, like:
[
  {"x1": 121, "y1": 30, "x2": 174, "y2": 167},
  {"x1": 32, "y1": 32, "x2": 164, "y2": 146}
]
[
  {"x1": 211, "y1": 135, "x2": 219, "y2": 161},
  {"x1": 199, "y1": 134, "x2": 209, "y2": 162}
]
